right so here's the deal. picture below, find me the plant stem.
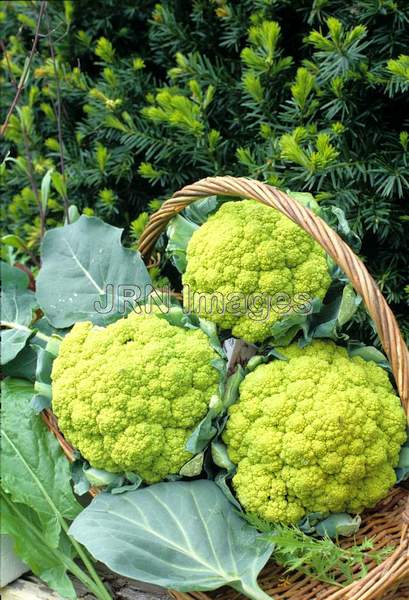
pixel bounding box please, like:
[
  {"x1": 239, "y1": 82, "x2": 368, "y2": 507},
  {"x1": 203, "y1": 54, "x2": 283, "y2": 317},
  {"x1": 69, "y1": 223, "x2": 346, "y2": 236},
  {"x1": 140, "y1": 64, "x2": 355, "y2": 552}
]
[
  {"x1": 21, "y1": 245, "x2": 41, "y2": 268},
  {"x1": 232, "y1": 580, "x2": 271, "y2": 600},
  {"x1": 0, "y1": 321, "x2": 50, "y2": 343},
  {"x1": 39, "y1": 538, "x2": 111, "y2": 600},
  {"x1": 0, "y1": 1, "x2": 47, "y2": 136},
  {"x1": 34, "y1": 381, "x2": 52, "y2": 399},
  {"x1": 65, "y1": 560, "x2": 109, "y2": 599},
  {"x1": 63, "y1": 554, "x2": 112, "y2": 600},
  {"x1": 58, "y1": 516, "x2": 112, "y2": 600},
  {"x1": 44, "y1": 6, "x2": 70, "y2": 223},
  {"x1": 35, "y1": 330, "x2": 51, "y2": 342},
  {"x1": 20, "y1": 120, "x2": 46, "y2": 239}
]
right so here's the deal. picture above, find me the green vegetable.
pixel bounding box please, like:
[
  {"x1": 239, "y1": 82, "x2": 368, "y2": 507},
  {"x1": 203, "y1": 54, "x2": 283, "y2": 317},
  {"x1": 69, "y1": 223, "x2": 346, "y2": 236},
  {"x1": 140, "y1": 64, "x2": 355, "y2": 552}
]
[
  {"x1": 1, "y1": 271, "x2": 37, "y2": 364},
  {"x1": 299, "y1": 512, "x2": 361, "y2": 538},
  {"x1": 271, "y1": 528, "x2": 393, "y2": 587},
  {"x1": 185, "y1": 362, "x2": 244, "y2": 454},
  {"x1": 0, "y1": 265, "x2": 64, "y2": 368},
  {"x1": 1, "y1": 344, "x2": 38, "y2": 381},
  {"x1": 287, "y1": 191, "x2": 321, "y2": 215},
  {"x1": 1, "y1": 490, "x2": 77, "y2": 600},
  {"x1": 1, "y1": 261, "x2": 29, "y2": 289},
  {"x1": 51, "y1": 310, "x2": 220, "y2": 481},
  {"x1": 395, "y1": 436, "x2": 409, "y2": 483},
  {"x1": 1, "y1": 379, "x2": 80, "y2": 544},
  {"x1": 31, "y1": 339, "x2": 60, "y2": 412},
  {"x1": 348, "y1": 343, "x2": 390, "y2": 371},
  {"x1": 69, "y1": 480, "x2": 274, "y2": 600},
  {"x1": 307, "y1": 283, "x2": 361, "y2": 340},
  {"x1": 223, "y1": 339, "x2": 407, "y2": 524},
  {"x1": 166, "y1": 214, "x2": 199, "y2": 273},
  {"x1": 183, "y1": 196, "x2": 220, "y2": 225},
  {"x1": 246, "y1": 517, "x2": 393, "y2": 588},
  {"x1": 182, "y1": 200, "x2": 331, "y2": 343},
  {"x1": 166, "y1": 195, "x2": 221, "y2": 273},
  {"x1": 1, "y1": 378, "x2": 111, "y2": 600},
  {"x1": 36, "y1": 215, "x2": 151, "y2": 328}
]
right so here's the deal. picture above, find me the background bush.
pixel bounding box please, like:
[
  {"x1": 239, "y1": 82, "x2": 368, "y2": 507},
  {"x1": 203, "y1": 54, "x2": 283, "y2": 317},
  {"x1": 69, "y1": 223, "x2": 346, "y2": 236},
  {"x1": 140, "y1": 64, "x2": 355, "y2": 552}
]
[{"x1": 1, "y1": 0, "x2": 408, "y2": 343}]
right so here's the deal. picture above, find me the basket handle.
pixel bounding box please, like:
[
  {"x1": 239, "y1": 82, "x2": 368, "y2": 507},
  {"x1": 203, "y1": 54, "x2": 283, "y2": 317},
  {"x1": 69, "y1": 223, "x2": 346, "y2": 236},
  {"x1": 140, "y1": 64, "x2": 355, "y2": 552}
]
[{"x1": 139, "y1": 176, "x2": 409, "y2": 416}]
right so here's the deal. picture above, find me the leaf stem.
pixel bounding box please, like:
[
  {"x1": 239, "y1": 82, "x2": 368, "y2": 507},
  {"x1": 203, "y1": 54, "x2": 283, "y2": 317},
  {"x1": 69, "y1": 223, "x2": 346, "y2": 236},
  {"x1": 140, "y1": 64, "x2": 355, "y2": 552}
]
[
  {"x1": 1, "y1": 321, "x2": 32, "y2": 332},
  {"x1": 58, "y1": 516, "x2": 112, "y2": 600},
  {"x1": 0, "y1": 321, "x2": 51, "y2": 343},
  {"x1": 34, "y1": 330, "x2": 51, "y2": 342},
  {"x1": 34, "y1": 381, "x2": 52, "y2": 399},
  {"x1": 232, "y1": 580, "x2": 271, "y2": 600},
  {"x1": 62, "y1": 553, "x2": 112, "y2": 600}
]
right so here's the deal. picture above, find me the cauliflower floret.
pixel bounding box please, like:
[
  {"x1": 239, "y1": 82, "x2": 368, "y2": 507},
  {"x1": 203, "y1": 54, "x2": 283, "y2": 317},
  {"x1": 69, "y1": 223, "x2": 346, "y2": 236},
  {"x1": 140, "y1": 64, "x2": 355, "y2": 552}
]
[
  {"x1": 182, "y1": 200, "x2": 331, "y2": 343},
  {"x1": 223, "y1": 339, "x2": 407, "y2": 524},
  {"x1": 51, "y1": 312, "x2": 219, "y2": 482}
]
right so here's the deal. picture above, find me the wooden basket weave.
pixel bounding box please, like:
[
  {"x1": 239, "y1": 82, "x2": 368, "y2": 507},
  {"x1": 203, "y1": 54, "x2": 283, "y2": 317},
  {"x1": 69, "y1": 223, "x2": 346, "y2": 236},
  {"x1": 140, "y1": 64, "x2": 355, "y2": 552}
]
[{"x1": 43, "y1": 176, "x2": 409, "y2": 600}]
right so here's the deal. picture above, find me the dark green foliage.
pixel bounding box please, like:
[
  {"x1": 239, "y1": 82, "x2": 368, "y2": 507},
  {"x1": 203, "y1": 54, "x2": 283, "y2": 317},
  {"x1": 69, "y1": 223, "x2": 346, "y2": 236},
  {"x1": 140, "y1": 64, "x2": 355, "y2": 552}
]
[
  {"x1": 245, "y1": 516, "x2": 394, "y2": 588},
  {"x1": 1, "y1": 0, "x2": 408, "y2": 343}
]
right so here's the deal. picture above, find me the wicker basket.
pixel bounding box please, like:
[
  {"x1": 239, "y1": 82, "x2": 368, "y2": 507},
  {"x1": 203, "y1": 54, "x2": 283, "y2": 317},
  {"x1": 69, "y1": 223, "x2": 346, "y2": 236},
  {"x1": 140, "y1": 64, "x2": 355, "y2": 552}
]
[{"x1": 44, "y1": 176, "x2": 409, "y2": 600}]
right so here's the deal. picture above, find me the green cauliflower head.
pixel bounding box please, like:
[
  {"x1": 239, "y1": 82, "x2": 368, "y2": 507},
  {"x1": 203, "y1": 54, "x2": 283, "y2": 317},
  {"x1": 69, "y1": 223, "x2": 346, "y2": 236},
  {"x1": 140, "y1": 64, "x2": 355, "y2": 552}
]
[
  {"x1": 182, "y1": 200, "x2": 331, "y2": 343},
  {"x1": 51, "y1": 311, "x2": 220, "y2": 483},
  {"x1": 223, "y1": 340, "x2": 407, "y2": 524}
]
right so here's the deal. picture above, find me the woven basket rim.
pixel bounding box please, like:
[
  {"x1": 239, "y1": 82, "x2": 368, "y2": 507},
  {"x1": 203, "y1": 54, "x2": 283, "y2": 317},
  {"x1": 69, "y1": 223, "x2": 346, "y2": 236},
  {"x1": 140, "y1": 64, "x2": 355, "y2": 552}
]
[{"x1": 41, "y1": 176, "x2": 409, "y2": 600}]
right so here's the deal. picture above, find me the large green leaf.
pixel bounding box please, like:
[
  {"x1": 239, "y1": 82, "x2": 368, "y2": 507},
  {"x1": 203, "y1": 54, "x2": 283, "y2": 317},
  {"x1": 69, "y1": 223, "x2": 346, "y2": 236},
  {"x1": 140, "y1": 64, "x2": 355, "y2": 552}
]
[
  {"x1": 36, "y1": 215, "x2": 152, "y2": 328},
  {"x1": 287, "y1": 191, "x2": 321, "y2": 215},
  {"x1": 165, "y1": 197, "x2": 224, "y2": 273},
  {"x1": 1, "y1": 286, "x2": 37, "y2": 364},
  {"x1": 185, "y1": 407, "x2": 218, "y2": 453},
  {"x1": 309, "y1": 284, "x2": 361, "y2": 340},
  {"x1": 277, "y1": 283, "x2": 361, "y2": 349},
  {"x1": 1, "y1": 378, "x2": 81, "y2": 547},
  {"x1": 166, "y1": 214, "x2": 199, "y2": 273},
  {"x1": 2, "y1": 318, "x2": 66, "y2": 384},
  {"x1": 267, "y1": 298, "x2": 322, "y2": 347},
  {"x1": 70, "y1": 480, "x2": 273, "y2": 600},
  {"x1": 1, "y1": 344, "x2": 37, "y2": 380},
  {"x1": 183, "y1": 195, "x2": 219, "y2": 224},
  {"x1": 1, "y1": 490, "x2": 77, "y2": 600},
  {"x1": 348, "y1": 343, "x2": 390, "y2": 371},
  {"x1": 299, "y1": 512, "x2": 361, "y2": 537},
  {"x1": 185, "y1": 365, "x2": 241, "y2": 455},
  {"x1": 211, "y1": 441, "x2": 241, "y2": 509},
  {"x1": 1, "y1": 261, "x2": 29, "y2": 289},
  {"x1": 329, "y1": 207, "x2": 361, "y2": 252},
  {"x1": 31, "y1": 336, "x2": 62, "y2": 413}
]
